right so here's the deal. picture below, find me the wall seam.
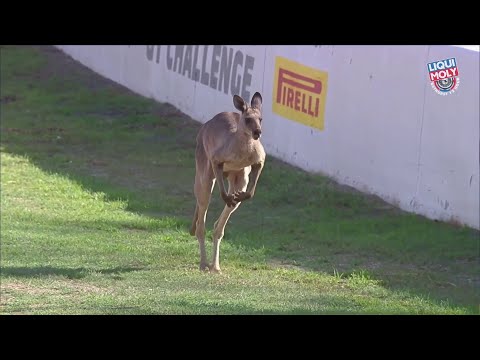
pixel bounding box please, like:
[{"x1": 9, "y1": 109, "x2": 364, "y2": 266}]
[{"x1": 413, "y1": 45, "x2": 431, "y2": 208}]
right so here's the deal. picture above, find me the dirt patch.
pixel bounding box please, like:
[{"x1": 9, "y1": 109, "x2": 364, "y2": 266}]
[
  {"x1": 2, "y1": 281, "x2": 56, "y2": 296},
  {"x1": 268, "y1": 259, "x2": 308, "y2": 272},
  {"x1": 1, "y1": 280, "x2": 111, "y2": 314},
  {"x1": 89, "y1": 159, "x2": 108, "y2": 167},
  {"x1": 1, "y1": 127, "x2": 66, "y2": 135},
  {"x1": 2, "y1": 128, "x2": 28, "y2": 134},
  {"x1": 62, "y1": 281, "x2": 106, "y2": 294},
  {"x1": 2, "y1": 279, "x2": 108, "y2": 297},
  {"x1": 0, "y1": 95, "x2": 18, "y2": 104},
  {"x1": 0, "y1": 291, "x2": 14, "y2": 307}
]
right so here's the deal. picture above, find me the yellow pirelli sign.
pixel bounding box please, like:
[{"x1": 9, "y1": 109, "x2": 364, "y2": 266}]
[{"x1": 272, "y1": 56, "x2": 328, "y2": 130}]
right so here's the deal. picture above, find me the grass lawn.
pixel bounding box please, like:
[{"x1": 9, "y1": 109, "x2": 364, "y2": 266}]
[{"x1": 1, "y1": 45, "x2": 478, "y2": 314}]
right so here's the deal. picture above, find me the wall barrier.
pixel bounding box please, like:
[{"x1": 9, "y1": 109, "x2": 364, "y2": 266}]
[{"x1": 56, "y1": 45, "x2": 480, "y2": 229}]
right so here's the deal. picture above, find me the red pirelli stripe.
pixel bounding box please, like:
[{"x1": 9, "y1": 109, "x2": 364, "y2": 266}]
[{"x1": 276, "y1": 68, "x2": 322, "y2": 103}]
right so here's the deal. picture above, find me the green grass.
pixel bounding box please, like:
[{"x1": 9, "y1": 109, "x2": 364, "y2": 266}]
[{"x1": 1, "y1": 45, "x2": 478, "y2": 314}]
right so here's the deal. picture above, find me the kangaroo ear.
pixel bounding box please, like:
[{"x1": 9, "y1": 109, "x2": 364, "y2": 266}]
[
  {"x1": 251, "y1": 92, "x2": 262, "y2": 111},
  {"x1": 233, "y1": 95, "x2": 247, "y2": 112}
]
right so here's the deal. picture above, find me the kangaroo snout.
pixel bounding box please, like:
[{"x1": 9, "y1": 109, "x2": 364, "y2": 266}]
[{"x1": 253, "y1": 129, "x2": 262, "y2": 140}]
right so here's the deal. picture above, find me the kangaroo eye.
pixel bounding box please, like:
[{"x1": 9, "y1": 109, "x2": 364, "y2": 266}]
[{"x1": 245, "y1": 118, "x2": 251, "y2": 124}]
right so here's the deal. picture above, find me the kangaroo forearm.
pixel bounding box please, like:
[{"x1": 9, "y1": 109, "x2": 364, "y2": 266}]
[
  {"x1": 212, "y1": 161, "x2": 228, "y2": 196},
  {"x1": 246, "y1": 163, "x2": 263, "y2": 196}
]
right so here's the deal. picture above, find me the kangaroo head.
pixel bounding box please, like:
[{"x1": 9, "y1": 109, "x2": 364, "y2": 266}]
[{"x1": 233, "y1": 92, "x2": 263, "y2": 140}]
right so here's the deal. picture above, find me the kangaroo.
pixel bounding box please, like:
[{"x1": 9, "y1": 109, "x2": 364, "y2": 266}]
[{"x1": 190, "y1": 92, "x2": 266, "y2": 273}]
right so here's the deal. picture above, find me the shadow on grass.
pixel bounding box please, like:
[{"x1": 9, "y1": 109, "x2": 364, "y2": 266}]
[{"x1": 0, "y1": 266, "x2": 144, "y2": 280}]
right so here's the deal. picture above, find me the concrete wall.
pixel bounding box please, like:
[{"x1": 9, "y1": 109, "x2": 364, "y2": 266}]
[{"x1": 56, "y1": 45, "x2": 480, "y2": 229}]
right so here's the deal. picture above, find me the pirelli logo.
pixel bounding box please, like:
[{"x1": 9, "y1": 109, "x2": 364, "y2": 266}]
[{"x1": 273, "y1": 56, "x2": 328, "y2": 130}]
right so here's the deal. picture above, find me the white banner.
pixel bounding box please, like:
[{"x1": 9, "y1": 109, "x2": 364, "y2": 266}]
[{"x1": 57, "y1": 45, "x2": 480, "y2": 229}]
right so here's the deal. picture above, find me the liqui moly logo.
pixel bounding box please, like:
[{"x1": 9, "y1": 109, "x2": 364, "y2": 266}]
[
  {"x1": 427, "y1": 58, "x2": 460, "y2": 96},
  {"x1": 272, "y1": 57, "x2": 328, "y2": 130}
]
